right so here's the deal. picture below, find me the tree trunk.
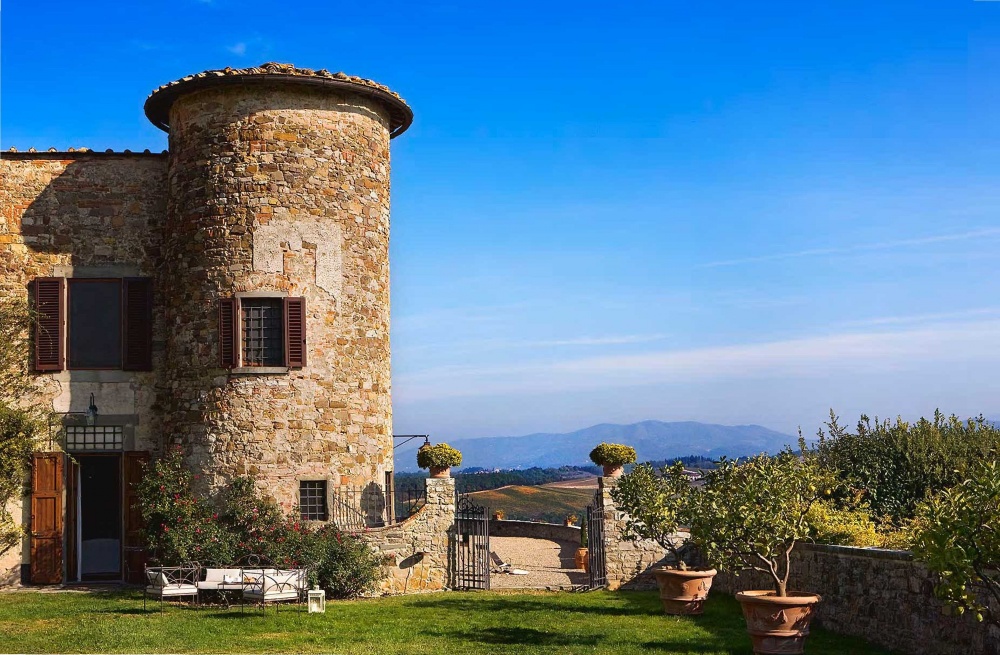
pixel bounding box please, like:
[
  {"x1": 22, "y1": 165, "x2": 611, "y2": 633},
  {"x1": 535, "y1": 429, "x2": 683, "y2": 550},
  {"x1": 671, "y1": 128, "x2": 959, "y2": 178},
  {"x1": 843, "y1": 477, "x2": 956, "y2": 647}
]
[{"x1": 776, "y1": 579, "x2": 787, "y2": 597}]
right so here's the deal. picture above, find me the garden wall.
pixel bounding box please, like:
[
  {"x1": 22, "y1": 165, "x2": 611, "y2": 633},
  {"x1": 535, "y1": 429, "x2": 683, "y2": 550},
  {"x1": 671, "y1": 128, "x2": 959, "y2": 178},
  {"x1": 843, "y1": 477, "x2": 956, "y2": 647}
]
[
  {"x1": 713, "y1": 543, "x2": 1000, "y2": 655},
  {"x1": 490, "y1": 519, "x2": 581, "y2": 543},
  {"x1": 361, "y1": 477, "x2": 455, "y2": 594}
]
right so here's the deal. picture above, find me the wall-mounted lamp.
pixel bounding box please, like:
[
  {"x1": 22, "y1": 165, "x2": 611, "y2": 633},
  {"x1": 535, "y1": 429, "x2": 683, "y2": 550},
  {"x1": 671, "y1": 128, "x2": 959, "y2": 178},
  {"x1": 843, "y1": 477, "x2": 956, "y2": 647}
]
[
  {"x1": 86, "y1": 393, "x2": 98, "y2": 426},
  {"x1": 392, "y1": 434, "x2": 430, "y2": 449}
]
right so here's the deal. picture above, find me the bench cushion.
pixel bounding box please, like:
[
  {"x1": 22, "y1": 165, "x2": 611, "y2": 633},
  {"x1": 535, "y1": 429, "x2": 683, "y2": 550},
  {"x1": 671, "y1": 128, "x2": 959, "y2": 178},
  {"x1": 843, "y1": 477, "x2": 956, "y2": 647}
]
[{"x1": 146, "y1": 584, "x2": 198, "y2": 596}]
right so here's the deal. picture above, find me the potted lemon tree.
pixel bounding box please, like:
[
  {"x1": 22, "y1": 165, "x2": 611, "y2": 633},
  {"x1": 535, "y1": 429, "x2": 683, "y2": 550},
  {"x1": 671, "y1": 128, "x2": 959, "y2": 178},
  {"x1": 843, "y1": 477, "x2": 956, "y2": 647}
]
[
  {"x1": 416, "y1": 443, "x2": 462, "y2": 478},
  {"x1": 590, "y1": 442, "x2": 637, "y2": 478},
  {"x1": 692, "y1": 450, "x2": 837, "y2": 654},
  {"x1": 612, "y1": 461, "x2": 716, "y2": 615}
]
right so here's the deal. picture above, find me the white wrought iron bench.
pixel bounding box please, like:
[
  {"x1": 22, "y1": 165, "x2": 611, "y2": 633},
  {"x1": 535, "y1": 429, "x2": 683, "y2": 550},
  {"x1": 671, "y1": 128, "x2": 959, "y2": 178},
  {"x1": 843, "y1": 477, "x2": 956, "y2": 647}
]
[{"x1": 144, "y1": 564, "x2": 201, "y2": 611}]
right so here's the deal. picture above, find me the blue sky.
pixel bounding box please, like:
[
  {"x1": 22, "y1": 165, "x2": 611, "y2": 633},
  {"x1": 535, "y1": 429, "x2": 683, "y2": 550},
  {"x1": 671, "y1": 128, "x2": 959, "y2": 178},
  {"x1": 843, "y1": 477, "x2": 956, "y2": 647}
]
[{"x1": 4, "y1": 1, "x2": 1000, "y2": 440}]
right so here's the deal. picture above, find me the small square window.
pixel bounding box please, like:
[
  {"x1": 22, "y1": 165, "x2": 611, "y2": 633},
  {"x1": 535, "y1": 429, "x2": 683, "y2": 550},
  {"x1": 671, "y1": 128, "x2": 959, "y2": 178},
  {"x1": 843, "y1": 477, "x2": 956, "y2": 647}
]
[{"x1": 300, "y1": 480, "x2": 328, "y2": 521}]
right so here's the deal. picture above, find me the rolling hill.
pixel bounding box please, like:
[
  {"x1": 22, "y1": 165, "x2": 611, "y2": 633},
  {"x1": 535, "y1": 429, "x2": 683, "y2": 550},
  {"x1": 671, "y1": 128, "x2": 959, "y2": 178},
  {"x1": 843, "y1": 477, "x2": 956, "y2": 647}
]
[
  {"x1": 395, "y1": 420, "x2": 795, "y2": 471},
  {"x1": 467, "y1": 484, "x2": 596, "y2": 524}
]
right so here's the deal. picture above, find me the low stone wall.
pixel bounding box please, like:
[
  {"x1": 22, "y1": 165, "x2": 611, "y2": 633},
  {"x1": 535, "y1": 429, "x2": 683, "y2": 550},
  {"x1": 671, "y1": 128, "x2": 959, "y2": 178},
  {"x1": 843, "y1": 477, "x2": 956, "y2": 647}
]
[
  {"x1": 713, "y1": 543, "x2": 999, "y2": 655},
  {"x1": 490, "y1": 519, "x2": 581, "y2": 543},
  {"x1": 360, "y1": 477, "x2": 455, "y2": 595}
]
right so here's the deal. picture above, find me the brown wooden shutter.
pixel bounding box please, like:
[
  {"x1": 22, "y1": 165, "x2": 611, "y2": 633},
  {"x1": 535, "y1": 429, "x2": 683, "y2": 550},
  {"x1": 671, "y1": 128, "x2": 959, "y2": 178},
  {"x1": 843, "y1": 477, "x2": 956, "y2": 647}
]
[
  {"x1": 285, "y1": 297, "x2": 306, "y2": 368},
  {"x1": 219, "y1": 297, "x2": 238, "y2": 368},
  {"x1": 33, "y1": 278, "x2": 64, "y2": 371},
  {"x1": 30, "y1": 453, "x2": 64, "y2": 584},
  {"x1": 123, "y1": 452, "x2": 150, "y2": 584},
  {"x1": 122, "y1": 278, "x2": 153, "y2": 371}
]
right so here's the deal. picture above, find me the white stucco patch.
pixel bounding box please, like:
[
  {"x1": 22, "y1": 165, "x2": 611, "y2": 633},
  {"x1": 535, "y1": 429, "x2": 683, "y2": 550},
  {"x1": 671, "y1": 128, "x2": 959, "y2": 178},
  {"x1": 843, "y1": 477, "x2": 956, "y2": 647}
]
[{"x1": 253, "y1": 218, "x2": 342, "y2": 297}]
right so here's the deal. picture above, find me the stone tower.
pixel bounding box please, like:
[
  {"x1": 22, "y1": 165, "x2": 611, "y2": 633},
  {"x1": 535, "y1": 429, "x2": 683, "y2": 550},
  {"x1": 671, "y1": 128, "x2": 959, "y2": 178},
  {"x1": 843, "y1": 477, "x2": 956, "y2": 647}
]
[{"x1": 144, "y1": 63, "x2": 412, "y2": 509}]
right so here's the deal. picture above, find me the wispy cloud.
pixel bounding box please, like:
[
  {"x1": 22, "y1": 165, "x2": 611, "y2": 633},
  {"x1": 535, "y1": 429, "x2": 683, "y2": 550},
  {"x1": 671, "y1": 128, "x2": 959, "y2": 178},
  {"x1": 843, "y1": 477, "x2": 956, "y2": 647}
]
[
  {"x1": 530, "y1": 334, "x2": 668, "y2": 347},
  {"x1": 838, "y1": 307, "x2": 1000, "y2": 328},
  {"x1": 395, "y1": 318, "x2": 1000, "y2": 402},
  {"x1": 700, "y1": 228, "x2": 1000, "y2": 268},
  {"x1": 223, "y1": 35, "x2": 272, "y2": 59}
]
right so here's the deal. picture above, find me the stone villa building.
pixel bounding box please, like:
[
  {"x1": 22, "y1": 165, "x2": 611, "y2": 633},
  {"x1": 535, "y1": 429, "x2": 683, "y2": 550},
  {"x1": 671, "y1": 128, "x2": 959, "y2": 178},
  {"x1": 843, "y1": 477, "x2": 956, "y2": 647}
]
[{"x1": 0, "y1": 63, "x2": 413, "y2": 585}]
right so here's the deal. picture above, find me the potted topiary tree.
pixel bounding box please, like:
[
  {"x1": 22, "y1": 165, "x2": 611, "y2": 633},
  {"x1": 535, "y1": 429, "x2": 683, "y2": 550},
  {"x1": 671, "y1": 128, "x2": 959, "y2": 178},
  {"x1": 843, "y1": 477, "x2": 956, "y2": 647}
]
[
  {"x1": 575, "y1": 516, "x2": 589, "y2": 571},
  {"x1": 590, "y1": 443, "x2": 637, "y2": 478},
  {"x1": 612, "y1": 461, "x2": 716, "y2": 615},
  {"x1": 912, "y1": 457, "x2": 1000, "y2": 626},
  {"x1": 691, "y1": 450, "x2": 837, "y2": 654},
  {"x1": 416, "y1": 443, "x2": 462, "y2": 478}
]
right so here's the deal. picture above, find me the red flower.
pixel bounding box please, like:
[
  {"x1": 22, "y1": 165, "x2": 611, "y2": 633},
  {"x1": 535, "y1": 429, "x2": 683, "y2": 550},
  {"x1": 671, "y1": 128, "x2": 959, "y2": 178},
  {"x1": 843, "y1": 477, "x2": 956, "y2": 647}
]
[{"x1": 159, "y1": 485, "x2": 165, "y2": 491}]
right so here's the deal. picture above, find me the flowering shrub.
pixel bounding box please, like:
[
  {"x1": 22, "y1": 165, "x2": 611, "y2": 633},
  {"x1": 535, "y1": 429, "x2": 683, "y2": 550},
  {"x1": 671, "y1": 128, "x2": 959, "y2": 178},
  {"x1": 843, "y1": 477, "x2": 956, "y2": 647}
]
[
  {"x1": 135, "y1": 447, "x2": 234, "y2": 565},
  {"x1": 136, "y1": 447, "x2": 383, "y2": 597}
]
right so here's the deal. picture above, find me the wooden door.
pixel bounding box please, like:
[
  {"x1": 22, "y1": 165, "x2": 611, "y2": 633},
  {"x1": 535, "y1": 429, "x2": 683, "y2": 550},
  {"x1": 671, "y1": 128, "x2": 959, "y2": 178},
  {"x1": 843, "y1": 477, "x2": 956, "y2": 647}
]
[
  {"x1": 122, "y1": 452, "x2": 149, "y2": 584},
  {"x1": 65, "y1": 459, "x2": 78, "y2": 582},
  {"x1": 30, "y1": 453, "x2": 63, "y2": 584}
]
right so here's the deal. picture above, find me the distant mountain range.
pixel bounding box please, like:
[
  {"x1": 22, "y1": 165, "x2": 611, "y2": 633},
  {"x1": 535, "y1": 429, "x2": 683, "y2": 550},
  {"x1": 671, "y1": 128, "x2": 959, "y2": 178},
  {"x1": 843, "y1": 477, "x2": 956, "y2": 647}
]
[{"x1": 395, "y1": 420, "x2": 796, "y2": 471}]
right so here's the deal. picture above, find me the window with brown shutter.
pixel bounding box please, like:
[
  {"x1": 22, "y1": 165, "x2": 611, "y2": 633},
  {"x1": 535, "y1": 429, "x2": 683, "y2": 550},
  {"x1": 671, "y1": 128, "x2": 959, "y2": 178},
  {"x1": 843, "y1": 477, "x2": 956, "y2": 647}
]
[
  {"x1": 122, "y1": 278, "x2": 153, "y2": 371},
  {"x1": 35, "y1": 276, "x2": 154, "y2": 372},
  {"x1": 34, "y1": 277, "x2": 65, "y2": 371},
  {"x1": 219, "y1": 295, "x2": 307, "y2": 370}
]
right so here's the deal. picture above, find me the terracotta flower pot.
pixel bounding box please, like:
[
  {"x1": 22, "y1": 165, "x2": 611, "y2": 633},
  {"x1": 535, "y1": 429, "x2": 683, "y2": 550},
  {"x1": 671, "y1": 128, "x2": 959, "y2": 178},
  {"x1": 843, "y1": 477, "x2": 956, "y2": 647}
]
[
  {"x1": 652, "y1": 567, "x2": 717, "y2": 615},
  {"x1": 735, "y1": 590, "x2": 823, "y2": 655},
  {"x1": 429, "y1": 466, "x2": 451, "y2": 478},
  {"x1": 574, "y1": 547, "x2": 589, "y2": 570},
  {"x1": 602, "y1": 464, "x2": 624, "y2": 478}
]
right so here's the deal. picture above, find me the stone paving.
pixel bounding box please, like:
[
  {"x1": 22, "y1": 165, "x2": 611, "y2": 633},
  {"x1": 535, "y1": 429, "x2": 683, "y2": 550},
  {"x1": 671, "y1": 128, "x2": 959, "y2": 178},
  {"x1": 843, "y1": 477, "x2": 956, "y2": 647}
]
[{"x1": 489, "y1": 536, "x2": 589, "y2": 590}]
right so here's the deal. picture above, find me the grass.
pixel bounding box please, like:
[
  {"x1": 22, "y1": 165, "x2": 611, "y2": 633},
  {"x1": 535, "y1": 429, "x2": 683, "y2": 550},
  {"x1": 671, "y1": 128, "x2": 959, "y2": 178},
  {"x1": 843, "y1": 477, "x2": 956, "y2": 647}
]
[
  {"x1": 0, "y1": 588, "x2": 894, "y2": 654},
  {"x1": 469, "y1": 485, "x2": 595, "y2": 523}
]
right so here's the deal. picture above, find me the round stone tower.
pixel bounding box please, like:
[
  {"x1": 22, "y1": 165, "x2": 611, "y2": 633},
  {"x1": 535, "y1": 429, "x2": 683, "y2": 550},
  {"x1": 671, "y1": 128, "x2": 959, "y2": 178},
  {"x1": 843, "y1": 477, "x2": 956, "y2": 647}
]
[{"x1": 145, "y1": 63, "x2": 412, "y2": 510}]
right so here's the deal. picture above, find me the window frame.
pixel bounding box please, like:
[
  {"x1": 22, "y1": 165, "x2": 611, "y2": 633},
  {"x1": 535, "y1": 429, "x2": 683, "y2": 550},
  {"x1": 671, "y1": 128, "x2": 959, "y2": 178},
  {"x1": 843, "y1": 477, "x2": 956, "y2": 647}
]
[
  {"x1": 66, "y1": 278, "x2": 123, "y2": 371},
  {"x1": 298, "y1": 479, "x2": 329, "y2": 522},
  {"x1": 240, "y1": 297, "x2": 285, "y2": 368}
]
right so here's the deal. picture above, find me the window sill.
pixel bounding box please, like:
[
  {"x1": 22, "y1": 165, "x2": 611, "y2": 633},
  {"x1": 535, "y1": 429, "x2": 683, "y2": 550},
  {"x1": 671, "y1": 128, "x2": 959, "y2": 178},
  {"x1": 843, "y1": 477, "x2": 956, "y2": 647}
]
[{"x1": 230, "y1": 366, "x2": 289, "y2": 375}]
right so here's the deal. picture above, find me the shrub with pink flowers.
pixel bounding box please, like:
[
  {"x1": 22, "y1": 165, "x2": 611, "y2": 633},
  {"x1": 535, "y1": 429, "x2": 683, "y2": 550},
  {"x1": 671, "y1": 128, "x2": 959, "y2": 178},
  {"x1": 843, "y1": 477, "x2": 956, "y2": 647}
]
[{"x1": 136, "y1": 447, "x2": 383, "y2": 598}]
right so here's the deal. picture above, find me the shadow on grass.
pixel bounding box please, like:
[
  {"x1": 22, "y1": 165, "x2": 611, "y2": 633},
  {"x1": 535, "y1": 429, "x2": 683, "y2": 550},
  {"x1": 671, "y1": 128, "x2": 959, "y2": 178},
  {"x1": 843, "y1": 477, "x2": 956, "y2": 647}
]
[
  {"x1": 641, "y1": 642, "x2": 750, "y2": 655},
  {"x1": 425, "y1": 626, "x2": 602, "y2": 647},
  {"x1": 404, "y1": 593, "x2": 659, "y2": 617}
]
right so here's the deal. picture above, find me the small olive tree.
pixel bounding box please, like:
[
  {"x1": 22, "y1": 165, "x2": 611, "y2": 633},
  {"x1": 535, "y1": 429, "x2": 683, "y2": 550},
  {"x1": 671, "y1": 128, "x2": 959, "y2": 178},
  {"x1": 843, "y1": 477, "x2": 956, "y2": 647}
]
[
  {"x1": 611, "y1": 461, "x2": 695, "y2": 569},
  {"x1": 691, "y1": 450, "x2": 837, "y2": 597},
  {"x1": 912, "y1": 458, "x2": 1000, "y2": 625},
  {"x1": 0, "y1": 298, "x2": 45, "y2": 557}
]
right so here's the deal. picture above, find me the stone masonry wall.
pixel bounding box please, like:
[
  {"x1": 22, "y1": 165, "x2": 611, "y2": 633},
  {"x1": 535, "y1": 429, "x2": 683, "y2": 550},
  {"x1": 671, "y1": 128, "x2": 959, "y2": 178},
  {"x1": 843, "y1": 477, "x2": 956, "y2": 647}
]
[
  {"x1": 0, "y1": 152, "x2": 169, "y2": 584},
  {"x1": 159, "y1": 83, "x2": 395, "y2": 511},
  {"x1": 363, "y1": 477, "x2": 455, "y2": 594},
  {"x1": 490, "y1": 519, "x2": 582, "y2": 543},
  {"x1": 713, "y1": 543, "x2": 1000, "y2": 655}
]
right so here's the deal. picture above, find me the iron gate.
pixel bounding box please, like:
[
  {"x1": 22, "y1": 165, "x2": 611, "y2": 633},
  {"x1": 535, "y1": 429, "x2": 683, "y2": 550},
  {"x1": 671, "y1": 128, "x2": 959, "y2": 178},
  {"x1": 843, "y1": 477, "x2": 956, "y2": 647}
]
[
  {"x1": 586, "y1": 492, "x2": 607, "y2": 589},
  {"x1": 450, "y1": 494, "x2": 490, "y2": 590}
]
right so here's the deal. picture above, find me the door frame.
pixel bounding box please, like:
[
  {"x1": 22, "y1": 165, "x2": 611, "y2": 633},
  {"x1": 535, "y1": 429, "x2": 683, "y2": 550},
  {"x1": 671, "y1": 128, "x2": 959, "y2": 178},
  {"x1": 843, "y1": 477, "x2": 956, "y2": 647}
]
[{"x1": 73, "y1": 453, "x2": 124, "y2": 582}]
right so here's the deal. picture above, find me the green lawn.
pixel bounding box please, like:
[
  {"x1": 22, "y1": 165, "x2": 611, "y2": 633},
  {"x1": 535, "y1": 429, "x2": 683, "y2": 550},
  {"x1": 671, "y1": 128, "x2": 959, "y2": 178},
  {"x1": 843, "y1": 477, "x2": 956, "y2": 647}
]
[{"x1": 0, "y1": 589, "x2": 893, "y2": 654}]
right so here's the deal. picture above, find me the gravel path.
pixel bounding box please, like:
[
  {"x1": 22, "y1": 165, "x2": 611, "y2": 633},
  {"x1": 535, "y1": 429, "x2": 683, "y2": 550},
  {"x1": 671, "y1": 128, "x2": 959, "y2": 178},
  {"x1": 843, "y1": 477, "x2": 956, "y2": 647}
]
[{"x1": 489, "y1": 536, "x2": 589, "y2": 589}]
